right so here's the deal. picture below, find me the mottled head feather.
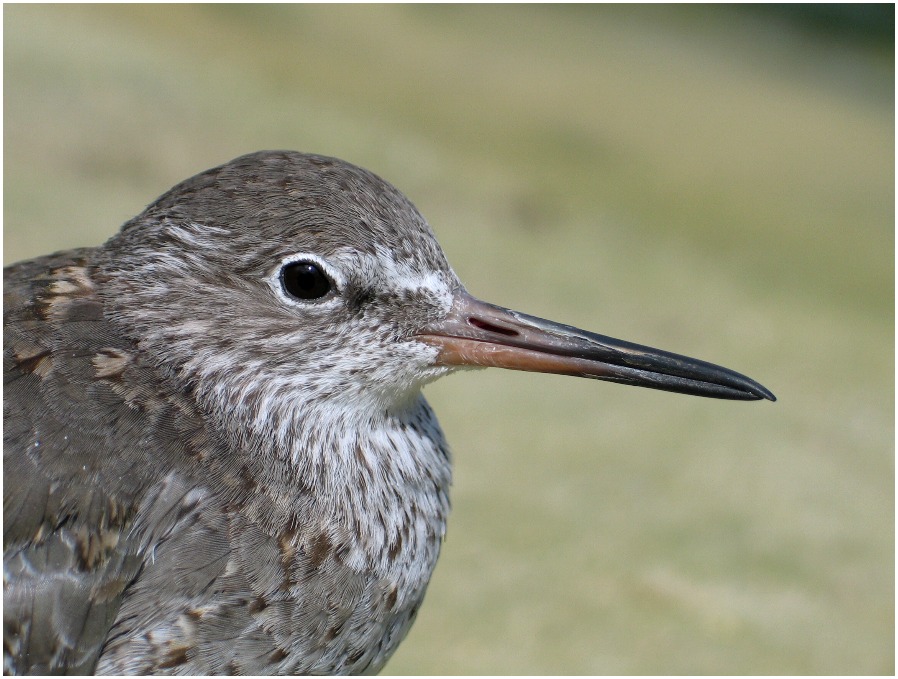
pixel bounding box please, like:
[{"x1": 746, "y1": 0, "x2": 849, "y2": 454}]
[
  {"x1": 118, "y1": 150, "x2": 452, "y2": 275},
  {"x1": 97, "y1": 151, "x2": 463, "y2": 414}
]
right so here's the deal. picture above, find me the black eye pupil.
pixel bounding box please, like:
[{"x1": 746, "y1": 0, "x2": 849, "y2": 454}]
[{"x1": 281, "y1": 261, "x2": 332, "y2": 300}]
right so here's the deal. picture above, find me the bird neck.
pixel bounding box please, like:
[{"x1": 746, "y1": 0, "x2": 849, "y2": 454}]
[{"x1": 209, "y1": 387, "x2": 453, "y2": 582}]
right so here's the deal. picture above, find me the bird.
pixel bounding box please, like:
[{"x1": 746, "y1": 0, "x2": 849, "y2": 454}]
[{"x1": 3, "y1": 150, "x2": 775, "y2": 675}]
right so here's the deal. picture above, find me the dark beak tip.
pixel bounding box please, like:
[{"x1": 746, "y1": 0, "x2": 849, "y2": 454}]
[{"x1": 738, "y1": 376, "x2": 775, "y2": 402}]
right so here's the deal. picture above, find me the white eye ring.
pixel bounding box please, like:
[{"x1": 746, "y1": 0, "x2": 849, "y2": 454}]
[{"x1": 270, "y1": 253, "x2": 344, "y2": 307}]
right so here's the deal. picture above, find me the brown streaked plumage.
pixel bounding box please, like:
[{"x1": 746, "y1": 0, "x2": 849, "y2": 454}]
[{"x1": 4, "y1": 151, "x2": 773, "y2": 675}]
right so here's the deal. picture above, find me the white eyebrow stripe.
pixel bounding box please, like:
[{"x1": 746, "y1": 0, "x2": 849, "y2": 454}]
[{"x1": 365, "y1": 245, "x2": 456, "y2": 311}]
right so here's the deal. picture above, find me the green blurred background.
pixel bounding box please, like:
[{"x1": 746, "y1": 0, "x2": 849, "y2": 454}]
[{"x1": 4, "y1": 5, "x2": 893, "y2": 674}]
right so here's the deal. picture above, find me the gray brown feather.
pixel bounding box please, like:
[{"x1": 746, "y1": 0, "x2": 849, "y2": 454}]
[{"x1": 4, "y1": 152, "x2": 455, "y2": 674}]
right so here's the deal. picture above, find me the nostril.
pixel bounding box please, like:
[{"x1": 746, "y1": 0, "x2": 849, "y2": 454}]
[{"x1": 467, "y1": 317, "x2": 519, "y2": 337}]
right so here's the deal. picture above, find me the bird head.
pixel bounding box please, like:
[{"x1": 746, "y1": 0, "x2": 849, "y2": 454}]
[{"x1": 98, "y1": 150, "x2": 773, "y2": 432}]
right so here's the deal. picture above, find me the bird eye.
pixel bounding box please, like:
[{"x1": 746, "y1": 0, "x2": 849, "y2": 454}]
[{"x1": 281, "y1": 260, "x2": 333, "y2": 300}]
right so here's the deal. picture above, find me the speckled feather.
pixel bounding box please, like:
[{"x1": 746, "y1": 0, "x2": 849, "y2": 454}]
[{"x1": 4, "y1": 152, "x2": 460, "y2": 674}]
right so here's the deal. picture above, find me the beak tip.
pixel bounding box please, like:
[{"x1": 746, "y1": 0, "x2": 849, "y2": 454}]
[{"x1": 745, "y1": 381, "x2": 776, "y2": 402}]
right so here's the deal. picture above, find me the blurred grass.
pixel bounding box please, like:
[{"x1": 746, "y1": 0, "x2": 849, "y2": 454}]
[{"x1": 4, "y1": 5, "x2": 893, "y2": 675}]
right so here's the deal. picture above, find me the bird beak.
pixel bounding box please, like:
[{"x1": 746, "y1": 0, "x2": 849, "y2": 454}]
[{"x1": 416, "y1": 290, "x2": 775, "y2": 401}]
